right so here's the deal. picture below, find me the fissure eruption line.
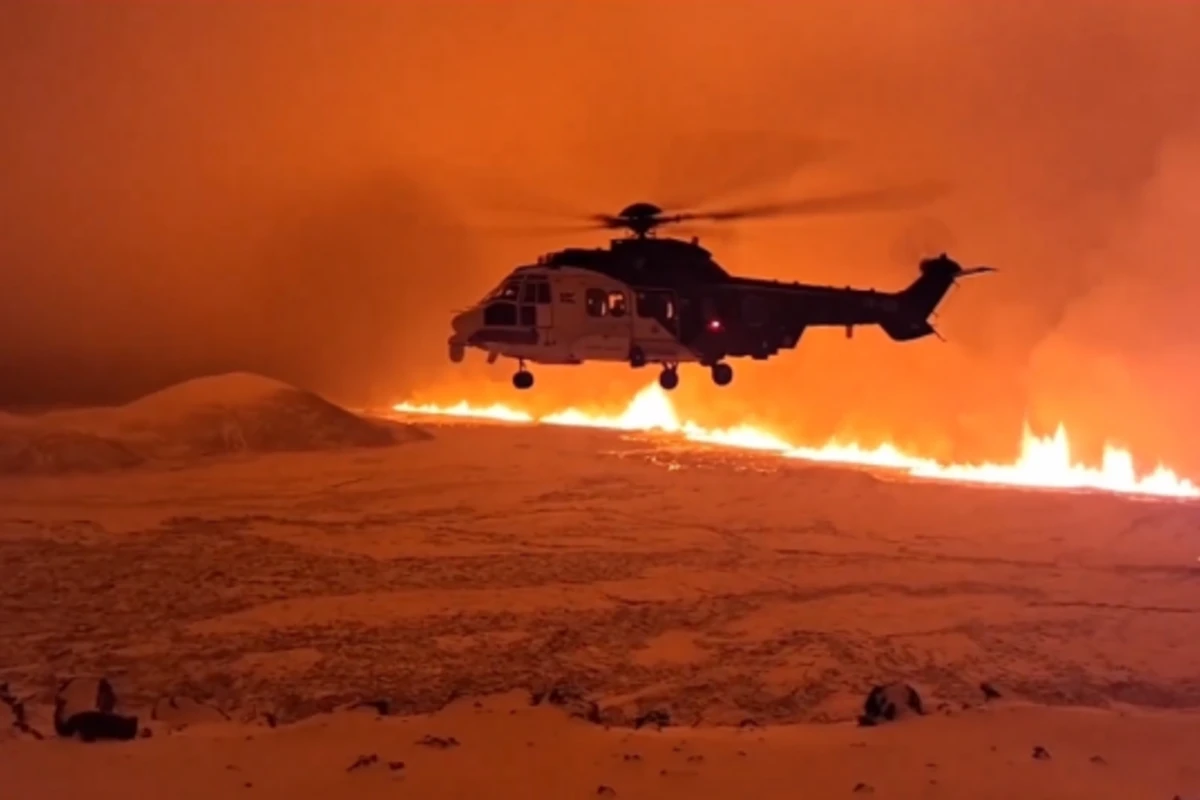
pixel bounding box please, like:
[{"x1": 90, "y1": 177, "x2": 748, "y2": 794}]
[{"x1": 393, "y1": 384, "x2": 1199, "y2": 499}]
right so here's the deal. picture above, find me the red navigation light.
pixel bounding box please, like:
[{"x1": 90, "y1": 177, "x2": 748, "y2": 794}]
[{"x1": 707, "y1": 319, "x2": 722, "y2": 332}]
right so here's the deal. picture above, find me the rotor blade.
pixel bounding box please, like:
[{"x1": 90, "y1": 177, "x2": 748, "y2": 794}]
[
  {"x1": 471, "y1": 220, "x2": 609, "y2": 238},
  {"x1": 675, "y1": 181, "x2": 951, "y2": 224},
  {"x1": 588, "y1": 214, "x2": 629, "y2": 229},
  {"x1": 671, "y1": 222, "x2": 740, "y2": 249}
]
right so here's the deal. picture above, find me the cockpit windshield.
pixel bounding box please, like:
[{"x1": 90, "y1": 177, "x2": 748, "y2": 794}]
[{"x1": 484, "y1": 276, "x2": 523, "y2": 303}]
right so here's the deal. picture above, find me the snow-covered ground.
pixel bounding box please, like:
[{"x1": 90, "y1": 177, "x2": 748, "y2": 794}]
[{"x1": 3, "y1": 374, "x2": 1199, "y2": 798}]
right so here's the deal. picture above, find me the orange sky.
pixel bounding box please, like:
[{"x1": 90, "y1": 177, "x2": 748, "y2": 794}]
[{"x1": 2, "y1": 1, "x2": 1199, "y2": 473}]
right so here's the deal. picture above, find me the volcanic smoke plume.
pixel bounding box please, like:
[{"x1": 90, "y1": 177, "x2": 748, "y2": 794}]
[{"x1": 2, "y1": 1, "x2": 1199, "y2": 472}]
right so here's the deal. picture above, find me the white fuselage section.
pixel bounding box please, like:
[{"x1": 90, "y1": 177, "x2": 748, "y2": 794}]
[{"x1": 449, "y1": 266, "x2": 698, "y2": 367}]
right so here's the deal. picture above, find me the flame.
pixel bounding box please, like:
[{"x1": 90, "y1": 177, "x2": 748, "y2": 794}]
[{"x1": 392, "y1": 384, "x2": 1199, "y2": 499}]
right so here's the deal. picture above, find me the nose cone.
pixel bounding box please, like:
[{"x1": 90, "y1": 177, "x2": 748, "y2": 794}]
[
  {"x1": 451, "y1": 307, "x2": 480, "y2": 337},
  {"x1": 449, "y1": 309, "x2": 476, "y2": 363}
]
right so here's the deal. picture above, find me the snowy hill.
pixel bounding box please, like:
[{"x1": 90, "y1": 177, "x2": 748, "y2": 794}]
[{"x1": 0, "y1": 373, "x2": 430, "y2": 474}]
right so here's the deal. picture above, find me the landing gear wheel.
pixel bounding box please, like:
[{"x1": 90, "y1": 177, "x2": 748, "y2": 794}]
[
  {"x1": 512, "y1": 369, "x2": 534, "y2": 390},
  {"x1": 658, "y1": 366, "x2": 679, "y2": 391},
  {"x1": 711, "y1": 362, "x2": 733, "y2": 387}
]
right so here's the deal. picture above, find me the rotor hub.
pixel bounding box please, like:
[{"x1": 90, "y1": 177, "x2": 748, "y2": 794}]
[{"x1": 613, "y1": 202, "x2": 667, "y2": 238}]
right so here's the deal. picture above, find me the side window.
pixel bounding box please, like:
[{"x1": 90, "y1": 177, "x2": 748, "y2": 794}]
[
  {"x1": 636, "y1": 291, "x2": 675, "y2": 319},
  {"x1": 585, "y1": 288, "x2": 608, "y2": 317},
  {"x1": 524, "y1": 280, "x2": 551, "y2": 304},
  {"x1": 519, "y1": 305, "x2": 536, "y2": 326},
  {"x1": 607, "y1": 291, "x2": 628, "y2": 318}
]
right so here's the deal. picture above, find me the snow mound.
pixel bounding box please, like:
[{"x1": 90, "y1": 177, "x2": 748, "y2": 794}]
[
  {"x1": 100, "y1": 373, "x2": 428, "y2": 459},
  {"x1": 0, "y1": 373, "x2": 430, "y2": 473},
  {"x1": 0, "y1": 423, "x2": 144, "y2": 475}
]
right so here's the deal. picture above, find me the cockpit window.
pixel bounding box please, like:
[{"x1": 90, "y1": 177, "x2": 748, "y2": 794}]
[
  {"x1": 483, "y1": 302, "x2": 518, "y2": 327},
  {"x1": 497, "y1": 281, "x2": 522, "y2": 301}
]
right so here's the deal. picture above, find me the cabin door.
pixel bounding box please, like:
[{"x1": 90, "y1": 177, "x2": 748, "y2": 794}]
[{"x1": 633, "y1": 289, "x2": 686, "y2": 360}]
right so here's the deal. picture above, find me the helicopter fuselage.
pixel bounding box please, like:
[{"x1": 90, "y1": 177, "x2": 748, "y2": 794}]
[{"x1": 448, "y1": 236, "x2": 989, "y2": 391}]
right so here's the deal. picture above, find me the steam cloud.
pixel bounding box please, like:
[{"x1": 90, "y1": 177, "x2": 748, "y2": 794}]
[{"x1": 1, "y1": 1, "x2": 1198, "y2": 471}]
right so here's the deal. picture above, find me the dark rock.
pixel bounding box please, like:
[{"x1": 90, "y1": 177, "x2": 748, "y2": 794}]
[
  {"x1": 1032, "y1": 746, "x2": 1051, "y2": 760},
  {"x1": 54, "y1": 678, "x2": 138, "y2": 742},
  {"x1": 686, "y1": 754, "x2": 705, "y2": 763},
  {"x1": 858, "y1": 683, "x2": 924, "y2": 727},
  {"x1": 1090, "y1": 755, "x2": 1108, "y2": 766},
  {"x1": 347, "y1": 754, "x2": 378, "y2": 772},
  {"x1": 530, "y1": 686, "x2": 601, "y2": 724},
  {"x1": 980, "y1": 682, "x2": 1002, "y2": 701},
  {"x1": 738, "y1": 718, "x2": 759, "y2": 729},
  {"x1": 597, "y1": 786, "x2": 617, "y2": 797},
  {"x1": 59, "y1": 710, "x2": 139, "y2": 742},
  {"x1": 622, "y1": 753, "x2": 641, "y2": 762},
  {"x1": 416, "y1": 734, "x2": 460, "y2": 749},
  {"x1": 633, "y1": 709, "x2": 670, "y2": 729},
  {"x1": 388, "y1": 761, "x2": 405, "y2": 771},
  {"x1": 598, "y1": 706, "x2": 628, "y2": 727},
  {"x1": 853, "y1": 783, "x2": 875, "y2": 794}
]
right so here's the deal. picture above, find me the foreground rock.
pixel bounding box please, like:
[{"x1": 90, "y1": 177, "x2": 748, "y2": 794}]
[
  {"x1": 54, "y1": 678, "x2": 138, "y2": 742},
  {"x1": 859, "y1": 682, "x2": 924, "y2": 727},
  {"x1": 530, "y1": 686, "x2": 601, "y2": 724}
]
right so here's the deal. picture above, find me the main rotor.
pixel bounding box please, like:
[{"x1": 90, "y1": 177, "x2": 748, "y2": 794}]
[
  {"x1": 585, "y1": 183, "x2": 949, "y2": 241},
  {"x1": 601, "y1": 202, "x2": 678, "y2": 238}
]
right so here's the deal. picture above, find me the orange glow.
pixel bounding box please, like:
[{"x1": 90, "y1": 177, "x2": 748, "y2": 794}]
[{"x1": 393, "y1": 383, "x2": 1199, "y2": 499}]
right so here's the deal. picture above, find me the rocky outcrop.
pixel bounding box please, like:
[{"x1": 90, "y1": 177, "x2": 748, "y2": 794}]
[
  {"x1": 53, "y1": 677, "x2": 139, "y2": 742},
  {"x1": 858, "y1": 682, "x2": 924, "y2": 727}
]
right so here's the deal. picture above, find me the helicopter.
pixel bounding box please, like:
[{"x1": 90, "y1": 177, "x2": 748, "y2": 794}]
[{"x1": 447, "y1": 197, "x2": 994, "y2": 391}]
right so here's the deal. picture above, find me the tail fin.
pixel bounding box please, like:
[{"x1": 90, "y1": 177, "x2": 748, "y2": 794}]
[{"x1": 881, "y1": 254, "x2": 994, "y2": 341}]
